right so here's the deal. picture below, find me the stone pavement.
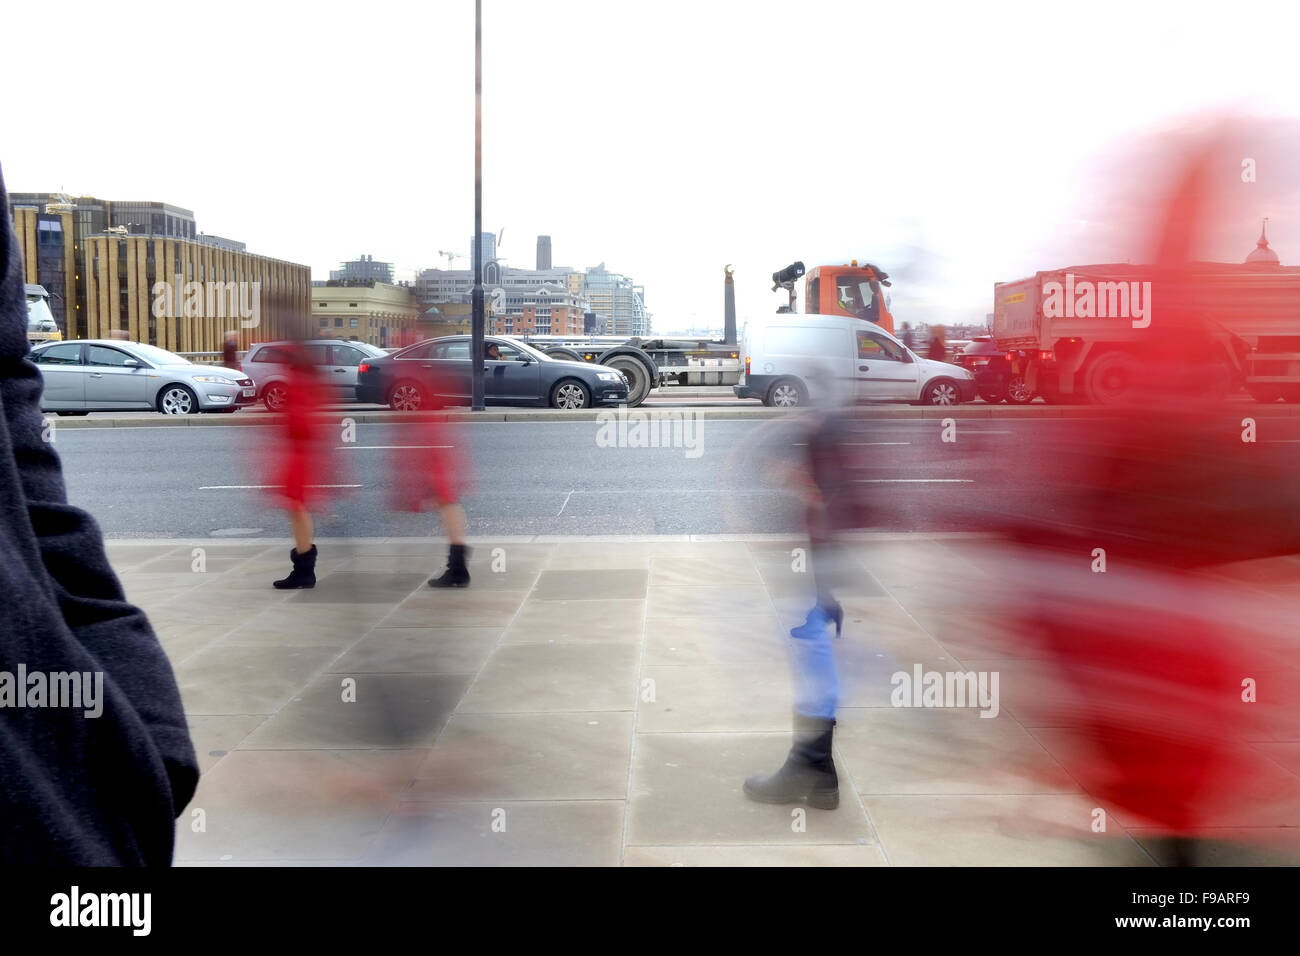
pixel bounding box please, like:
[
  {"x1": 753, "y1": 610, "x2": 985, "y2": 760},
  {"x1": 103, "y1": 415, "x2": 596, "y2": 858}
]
[{"x1": 104, "y1": 534, "x2": 1300, "y2": 867}]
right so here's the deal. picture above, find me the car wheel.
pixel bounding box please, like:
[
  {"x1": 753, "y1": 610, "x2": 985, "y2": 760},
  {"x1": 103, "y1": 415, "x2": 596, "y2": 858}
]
[
  {"x1": 262, "y1": 382, "x2": 289, "y2": 411},
  {"x1": 605, "y1": 357, "x2": 651, "y2": 406},
  {"x1": 766, "y1": 378, "x2": 806, "y2": 407},
  {"x1": 388, "y1": 380, "x2": 425, "y2": 411},
  {"x1": 1083, "y1": 351, "x2": 1142, "y2": 405},
  {"x1": 158, "y1": 384, "x2": 198, "y2": 415},
  {"x1": 1005, "y1": 376, "x2": 1035, "y2": 404},
  {"x1": 922, "y1": 379, "x2": 961, "y2": 405},
  {"x1": 978, "y1": 389, "x2": 1005, "y2": 404},
  {"x1": 1248, "y1": 385, "x2": 1286, "y2": 403},
  {"x1": 551, "y1": 379, "x2": 590, "y2": 409}
]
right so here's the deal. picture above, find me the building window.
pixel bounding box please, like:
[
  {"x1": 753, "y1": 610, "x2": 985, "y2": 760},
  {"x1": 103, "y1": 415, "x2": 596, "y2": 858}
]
[
  {"x1": 349, "y1": 302, "x2": 358, "y2": 308},
  {"x1": 350, "y1": 318, "x2": 358, "y2": 328},
  {"x1": 335, "y1": 318, "x2": 343, "y2": 327}
]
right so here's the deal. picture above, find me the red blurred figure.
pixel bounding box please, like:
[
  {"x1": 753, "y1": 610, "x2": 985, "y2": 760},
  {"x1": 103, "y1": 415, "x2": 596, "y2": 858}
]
[
  {"x1": 269, "y1": 340, "x2": 337, "y2": 589},
  {"x1": 996, "y1": 122, "x2": 1300, "y2": 862},
  {"x1": 389, "y1": 360, "x2": 472, "y2": 588}
]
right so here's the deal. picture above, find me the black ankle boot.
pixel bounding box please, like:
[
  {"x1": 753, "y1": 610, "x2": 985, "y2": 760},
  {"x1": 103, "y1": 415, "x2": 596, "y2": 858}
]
[
  {"x1": 428, "y1": 544, "x2": 471, "y2": 588},
  {"x1": 273, "y1": 545, "x2": 317, "y2": 589},
  {"x1": 743, "y1": 714, "x2": 839, "y2": 809}
]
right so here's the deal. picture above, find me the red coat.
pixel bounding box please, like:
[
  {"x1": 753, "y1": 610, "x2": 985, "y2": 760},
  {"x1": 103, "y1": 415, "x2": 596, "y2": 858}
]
[{"x1": 270, "y1": 359, "x2": 338, "y2": 509}]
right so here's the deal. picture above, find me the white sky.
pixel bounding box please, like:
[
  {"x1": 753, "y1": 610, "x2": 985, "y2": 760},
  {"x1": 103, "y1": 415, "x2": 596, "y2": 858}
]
[{"x1": 3, "y1": 0, "x2": 1298, "y2": 333}]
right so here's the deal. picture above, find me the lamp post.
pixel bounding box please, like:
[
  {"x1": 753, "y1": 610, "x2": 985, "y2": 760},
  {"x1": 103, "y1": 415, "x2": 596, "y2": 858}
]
[{"x1": 470, "y1": 0, "x2": 486, "y2": 410}]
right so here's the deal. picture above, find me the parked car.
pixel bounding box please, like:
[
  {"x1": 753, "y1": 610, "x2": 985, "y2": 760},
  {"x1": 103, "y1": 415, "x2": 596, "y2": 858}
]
[
  {"x1": 733, "y1": 315, "x2": 976, "y2": 407},
  {"x1": 356, "y1": 335, "x2": 630, "y2": 410},
  {"x1": 29, "y1": 339, "x2": 256, "y2": 415},
  {"x1": 955, "y1": 335, "x2": 1036, "y2": 404},
  {"x1": 241, "y1": 339, "x2": 388, "y2": 410}
]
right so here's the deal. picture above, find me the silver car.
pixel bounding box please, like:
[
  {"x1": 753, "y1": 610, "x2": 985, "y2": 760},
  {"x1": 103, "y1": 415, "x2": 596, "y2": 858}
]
[
  {"x1": 241, "y1": 339, "x2": 388, "y2": 410},
  {"x1": 30, "y1": 339, "x2": 256, "y2": 415}
]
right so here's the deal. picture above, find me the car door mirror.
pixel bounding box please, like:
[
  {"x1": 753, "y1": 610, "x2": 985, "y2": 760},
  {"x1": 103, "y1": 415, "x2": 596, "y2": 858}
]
[{"x1": 123, "y1": 358, "x2": 141, "y2": 368}]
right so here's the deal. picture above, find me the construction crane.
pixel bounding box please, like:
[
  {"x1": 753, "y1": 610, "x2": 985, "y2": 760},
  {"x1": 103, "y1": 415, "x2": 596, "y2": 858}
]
[{"x1": 438, "y1": 250, "x2": 469, "y2": 269}]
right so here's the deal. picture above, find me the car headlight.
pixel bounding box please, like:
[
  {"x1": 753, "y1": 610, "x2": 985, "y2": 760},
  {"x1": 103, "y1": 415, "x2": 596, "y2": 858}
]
[
  {"x1": 596, "y1": 371, "x2": 621, "y2": 383},
  {"x1": 193, "y1": 375, "x2": 238, "y2": 385}
]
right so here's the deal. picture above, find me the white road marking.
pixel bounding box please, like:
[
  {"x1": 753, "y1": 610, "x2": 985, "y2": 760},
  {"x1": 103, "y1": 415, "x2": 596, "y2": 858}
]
[
  {"x1": 556, "y1": 489, "x2": 576, "y2": 517},
  {"x1": 335, "y1": 445, "x2": 452, "y2": 450},
  {"x1": 199, "y1": 484, "x2": 363, "y2": 490}
]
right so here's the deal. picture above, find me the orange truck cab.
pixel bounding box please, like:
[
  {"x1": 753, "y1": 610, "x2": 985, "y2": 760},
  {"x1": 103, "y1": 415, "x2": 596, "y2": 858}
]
[{"x1": 803, "y1": 262, "x2": 895, "y2": 335}]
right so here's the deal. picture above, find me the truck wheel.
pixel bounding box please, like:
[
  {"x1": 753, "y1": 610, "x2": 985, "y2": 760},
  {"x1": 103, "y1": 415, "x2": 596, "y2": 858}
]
[
  {"x1": 544, "y1": 347, "x2": 584, "y2": 362},
  {"x1": 921, "y1": 379, "x2": 961, "y2": 406},
  {"x1": 1083, "y1": 351, "x2": 1141, "y2": 405},
  {"x1": 1005, "y1": 376, "x2": 1035, "y2": 404},
  {"x1": 605, "y1": 357, "x2": 651, "y2": 406},
  {"x1": 766, "y1": 378, "x2": 806, "y2": 407}
]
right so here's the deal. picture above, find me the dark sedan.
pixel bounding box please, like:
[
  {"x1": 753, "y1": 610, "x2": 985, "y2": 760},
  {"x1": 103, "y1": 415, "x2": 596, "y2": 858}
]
[
  {"x1": 356, "y1": 335, "x2": 630, "y2": 410},
  {"x1": 955, "y1": 335, "x2": 1037, "y2": 404}
]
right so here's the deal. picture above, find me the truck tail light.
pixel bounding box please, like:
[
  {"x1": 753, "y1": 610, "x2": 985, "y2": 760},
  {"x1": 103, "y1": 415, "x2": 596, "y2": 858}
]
[
  {"x1": 358, "y1": 362, "x2": 370, "y2": 374},
  {"x1": 745, "y1": 355, "x2": 751, "y2": 377},
  {"x1": 1039, "y1": 350, "x2": 1055, "y2": 362},
  {"x1": 1005, "y1": 352, "x2": 1016, "y2": 362}
]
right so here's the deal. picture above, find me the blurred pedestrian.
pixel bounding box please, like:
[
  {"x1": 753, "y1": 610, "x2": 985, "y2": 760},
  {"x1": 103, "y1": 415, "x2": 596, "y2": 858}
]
[
  {"x1": 390, "y1": 365, "x2": 473, "y2": 588},
  {"x1": 926, "y1": 324, "x2": 947, "y2": 361},
  {"x1": 222, "y1": 330, "x2": 239, "y2": 369},
  {"x1": 269, "y1": 339, "x2": 335, "y2": 589},
  {"x1": 900, "y1": 321, "x2": 915, "y2": 350},
  {"x1": 744, "y1": 410, "x2": 872, "y2": 811},
  {"x1": 0, "y1": 166, "x2": 198, "y2": 863}
]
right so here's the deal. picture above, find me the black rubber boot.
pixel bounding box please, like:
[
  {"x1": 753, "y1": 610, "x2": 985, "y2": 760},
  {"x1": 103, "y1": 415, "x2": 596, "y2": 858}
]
[
  {"x1": 273, "y1": 545, "x2": 317, "y2": 589},
  {"x1": 428, "y1": 544, "x2": 471, "y2": 588},
  {"x1": 743, "y1": 714, "x2": 839, "y2": 809}
]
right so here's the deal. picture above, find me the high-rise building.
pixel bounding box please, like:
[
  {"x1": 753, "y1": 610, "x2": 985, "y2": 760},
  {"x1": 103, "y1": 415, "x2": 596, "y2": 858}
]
[
  {"x1": 536, "y1": 235, "x2": 552, "y2": 271},
  {"x1": 470, "y1": 231, "x2": 497, "y2": 272},
  {"x1": 8, "y1": 192, "x2": 310, "y2": 352},
  {"x1": 584, "y1": 263, "x2": 651, "y2": 336},
  {"x1": 330, "y1": 254, "x2": 395, "y2": 283}
]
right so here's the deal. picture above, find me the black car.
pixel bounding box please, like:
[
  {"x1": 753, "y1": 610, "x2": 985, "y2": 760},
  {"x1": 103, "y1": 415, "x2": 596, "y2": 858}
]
[
  {"x1": 955, "y1": 336, "x2": 1036, "y2": 404},
  {"x1": 356, "y1": 335, "x2": 630, "y2": 410}
]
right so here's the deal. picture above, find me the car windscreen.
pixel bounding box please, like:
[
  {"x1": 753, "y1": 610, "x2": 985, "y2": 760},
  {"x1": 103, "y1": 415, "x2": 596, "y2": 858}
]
[{"x1": 129, "y1": 343, "x2": 191, "y2": 366}]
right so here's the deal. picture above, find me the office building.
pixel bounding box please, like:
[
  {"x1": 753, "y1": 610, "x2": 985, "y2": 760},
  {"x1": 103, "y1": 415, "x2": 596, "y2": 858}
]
[
  {"x1": 311, "y1": 278, "x2": 420, "y2": 348},
  {"x1": 8, "y1": 192, "x2": 310, "y2": 352},
  {"x1": 536, "y1": 235, "x2": 552, "y2": 270},
  {"x1": 330, "y1": 254, "x2": 394, "y2": 283},
  {"x1": 584, "y1": 263, "x2": 651, "y2": 336}
]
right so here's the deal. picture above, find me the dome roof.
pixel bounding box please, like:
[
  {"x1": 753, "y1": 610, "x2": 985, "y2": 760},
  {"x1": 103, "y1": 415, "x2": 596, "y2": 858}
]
[{"x1": 1246, "y1": 220, "x2": 1280, "y2": 265}]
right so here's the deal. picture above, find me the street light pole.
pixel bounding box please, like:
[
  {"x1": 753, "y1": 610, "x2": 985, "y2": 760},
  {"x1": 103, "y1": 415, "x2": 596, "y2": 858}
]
[{"x1": 470, "y1": 0, "x2": 486, "y2": 410}]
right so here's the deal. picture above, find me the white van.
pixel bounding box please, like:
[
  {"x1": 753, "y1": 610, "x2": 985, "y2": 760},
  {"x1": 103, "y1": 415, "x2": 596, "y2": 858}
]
[{"x1": 734, "y1": 315, "x2": 975, "y2": 407}]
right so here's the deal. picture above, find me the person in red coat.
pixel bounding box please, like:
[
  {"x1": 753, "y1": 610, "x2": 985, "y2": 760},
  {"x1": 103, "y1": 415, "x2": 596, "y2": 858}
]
[
  {"x1": 389, "y1": 360, "x2": 473, "y2": 587},
  {"x1": 270, "y1": 341, "x2": 335, "y2": 589}
]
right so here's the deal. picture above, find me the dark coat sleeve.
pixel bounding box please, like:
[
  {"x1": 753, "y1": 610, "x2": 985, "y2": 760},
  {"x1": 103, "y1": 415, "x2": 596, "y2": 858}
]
[{"x1": 0, "y1": 171, "x2": 198, "y2": 818}]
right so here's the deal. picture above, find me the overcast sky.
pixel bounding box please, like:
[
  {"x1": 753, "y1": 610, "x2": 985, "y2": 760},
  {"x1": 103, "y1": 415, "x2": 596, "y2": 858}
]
[{"x1": 3, "y1": 0, "x2": 1298, "y2": 333}]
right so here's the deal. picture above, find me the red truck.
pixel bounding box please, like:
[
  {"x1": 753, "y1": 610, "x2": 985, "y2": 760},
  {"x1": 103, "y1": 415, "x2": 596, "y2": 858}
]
[{"x1": 992, "y1": 260, "x2": 1300, "y2": 404}]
